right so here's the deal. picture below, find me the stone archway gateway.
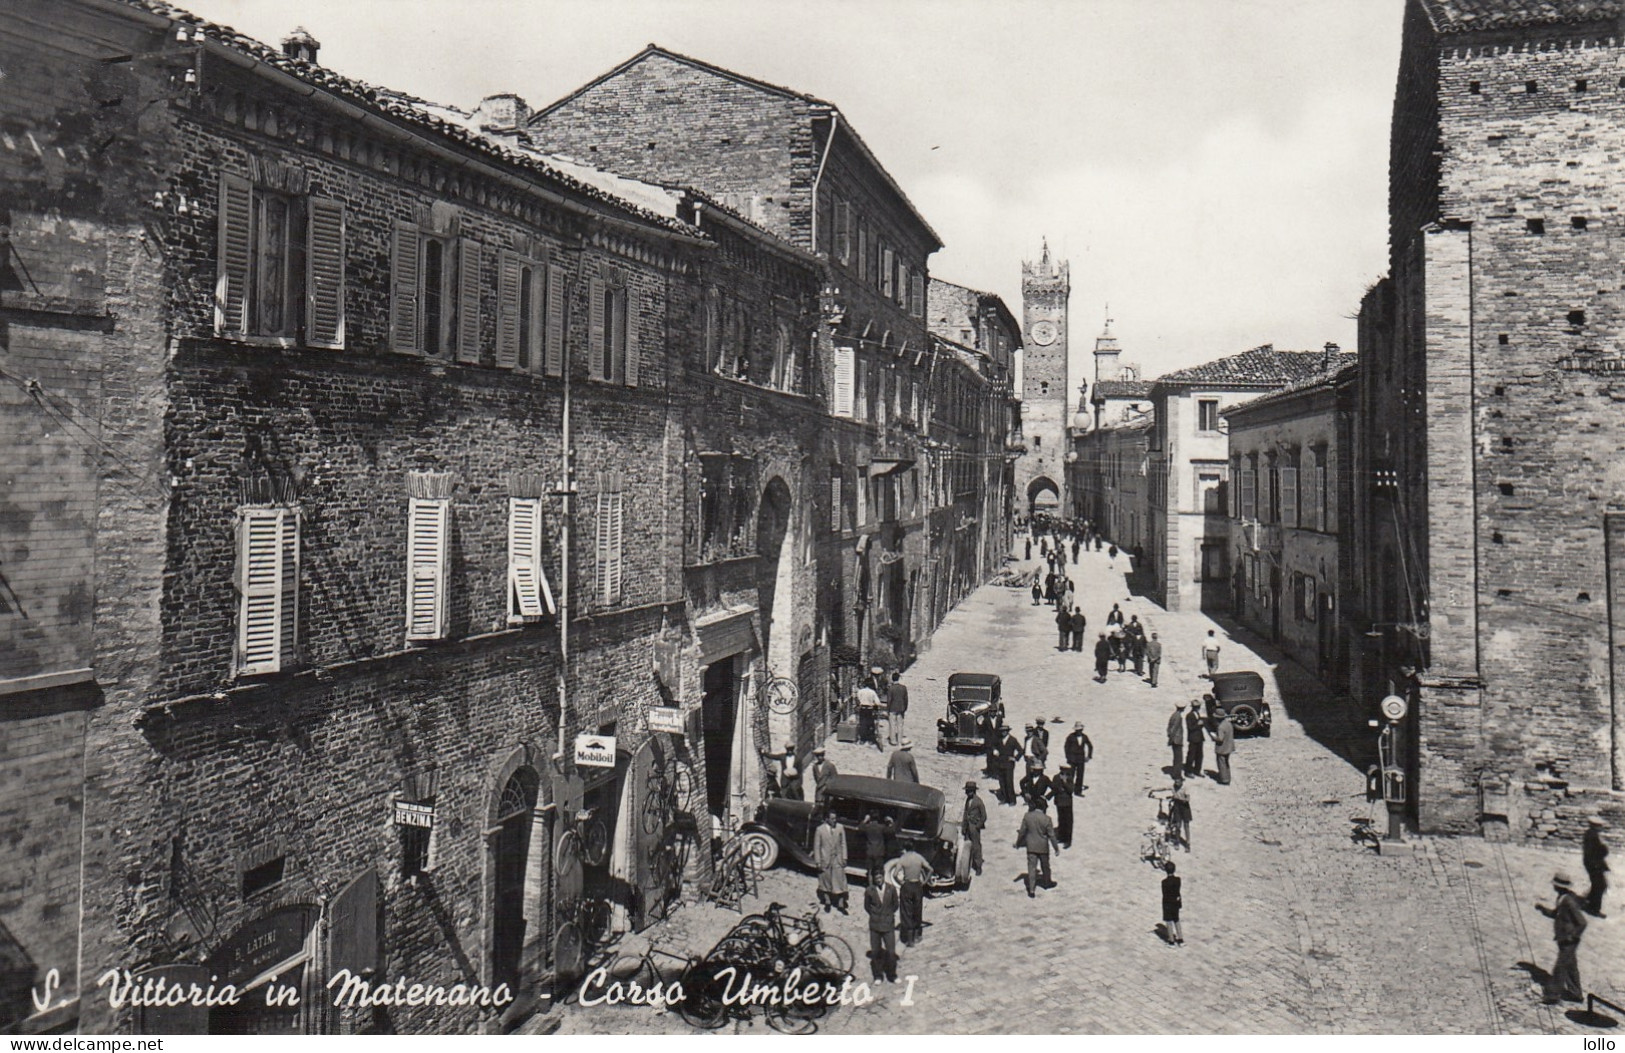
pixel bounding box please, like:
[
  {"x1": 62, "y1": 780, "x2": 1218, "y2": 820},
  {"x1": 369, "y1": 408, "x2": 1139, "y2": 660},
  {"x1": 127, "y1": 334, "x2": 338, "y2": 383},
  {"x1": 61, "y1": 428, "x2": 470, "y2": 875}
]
[{"x1": 1027, "y1": 475, "x2": 1060, "y2": 515}]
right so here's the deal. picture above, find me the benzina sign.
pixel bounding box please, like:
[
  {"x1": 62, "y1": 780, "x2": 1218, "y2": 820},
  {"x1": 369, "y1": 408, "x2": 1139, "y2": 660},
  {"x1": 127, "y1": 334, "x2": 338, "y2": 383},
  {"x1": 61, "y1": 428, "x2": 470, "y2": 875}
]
[{"x1": 575, "y1": 734, "x2": 617, "y2": 768}]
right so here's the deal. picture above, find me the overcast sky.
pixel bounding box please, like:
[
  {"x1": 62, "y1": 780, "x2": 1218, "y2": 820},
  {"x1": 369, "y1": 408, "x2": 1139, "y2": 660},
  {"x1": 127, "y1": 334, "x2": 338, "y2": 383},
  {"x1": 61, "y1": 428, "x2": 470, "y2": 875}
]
[{"x1": 179, "y1": 0, "x2": 1405, "y2": 387}]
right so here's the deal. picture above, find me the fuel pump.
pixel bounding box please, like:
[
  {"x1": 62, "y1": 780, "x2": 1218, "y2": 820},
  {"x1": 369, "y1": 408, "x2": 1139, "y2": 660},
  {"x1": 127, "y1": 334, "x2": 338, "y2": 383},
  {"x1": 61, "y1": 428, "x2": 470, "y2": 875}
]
[{"x1": 1372, "y1": 693, "x2": 1410, "y2": 852}]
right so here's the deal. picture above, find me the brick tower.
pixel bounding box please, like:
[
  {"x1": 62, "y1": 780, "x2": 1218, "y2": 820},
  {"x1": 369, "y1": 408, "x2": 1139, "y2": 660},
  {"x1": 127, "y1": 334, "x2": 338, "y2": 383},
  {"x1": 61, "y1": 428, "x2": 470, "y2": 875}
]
[{"x1": 1018, "y1": 240, "x2": 1071, "y2": 515}]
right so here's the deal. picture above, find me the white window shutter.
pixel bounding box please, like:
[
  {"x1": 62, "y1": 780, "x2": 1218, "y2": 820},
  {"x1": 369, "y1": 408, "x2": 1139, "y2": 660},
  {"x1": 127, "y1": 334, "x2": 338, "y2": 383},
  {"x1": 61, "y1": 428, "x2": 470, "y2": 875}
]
[
  {"x1": 238, "y1": 508, "x2": 284, "y2": 673},
  {"x1": 1281, "y1": 467, "x2": 1299, "y2": 529},
  {"x1": 390, "y1": 221, "x2": 420, "y2": 353},
  {"x1": 623, "y1": 288, "x2": 640, "y2": 387},
  {"x1": 588, "y1": 278, "x2": 606, "y2": 380},
  {"x1": 830, "y1": 474, "x2": 842, "y2": 532},
  {"x1": 833, "y1": 345, "x2": 855, "y2": 417},
  {"x1": 1301, "y1": 461, "x2": 1319, "y2": 532},
  {"x1": 607, "y1": 490, "x2": 624, "y2": 604},
  {"x1": 508, "y1": 497, "x2": 554, "y2": 620},
  {"x1": 455, "y1": 238, "x2": 482, "y2": 364},
  {"x1": 406, "y1": 498, "x2": 450, "y2": 640},
  {"x1": 495, "y1": 249, "x2": 521, "y2": 369},
  {"x1": 595, "y1": 486, "x2": 610, "y2": 603},
  {"x1": 306, "y1": 197, "x2": 346, "y2": 349},
  {"x1": 279, "y1": 510, "x2": 299, "y2": 668},
  {"x1": 544, "y1": 265, "x2": 566, "y2": 377},
  {"x1": 216, "y1": 173, "x2": 253, "y2": 337},
  {"x1": 1318, "y1": 465, "x2": 1330, "y2": 530}
]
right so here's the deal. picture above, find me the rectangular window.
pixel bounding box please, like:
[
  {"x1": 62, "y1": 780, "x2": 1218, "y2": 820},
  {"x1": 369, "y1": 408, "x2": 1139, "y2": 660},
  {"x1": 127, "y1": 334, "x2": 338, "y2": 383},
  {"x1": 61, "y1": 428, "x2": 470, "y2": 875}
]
[
  {"x1": 497, "y1": 253, "x2": 559, "y2": 374},
  {"x1": 1198, "y1": 399, "x2": 1220, "y2": 432},
  {"x1": 1301, "y1": 457, "x2": 1320, "y2": 531},
  {"x1": 1198, "y1": 472, "x2": 1223, "y2": 514},
  {"x1": 832, "y1": 345, "x2": 855, "y2": 416},
  {"x1": 217, "y1": 174, "x2": 345, "y2": 347},
  {"x1": 881, "y1": 247, "x2": 895, "y2": 299},
  {"x1": 1301, "y1": 574, "x2": 1318, "y2": 622},
  {"x1": 834, "y1": 200, "x2": 851, "y2": 265},
  {"x1": 1240, "y1": 468, "x2": 1256, "y2": 520},
  {"x1": 1317, "y1": 464, "x2": 1329, "y2": 530},
  {"x1": 1281, "y1": 467, "x2": 1299, "y2": 529},
  {"x1": 390, "y1": 222, "x2": 479, "y2": 361},
  {"x1": 508, "y1": 497, "x2": 555, "y2": 622},
  {"x1": 406, "y1": 497, "x2": 451, "y2": 641},
  {"x1": 588, "y1": 278, "x2": 638, "y2": 385},
  {"x1": 595, "y1": 473, "x2": 625, "y2": 605},
  {"x1": 830, "y1": 470, "x2": 844, "y2": 533},
  {"x1": 236, "y1": 506, "x2": 299, "y2": 674},
  {"x1": 856, "y1": 472, "x2": 869, "y2": 526},
  {"x1": 857, "y1": 222, "x2": 869, "y2": 283}
]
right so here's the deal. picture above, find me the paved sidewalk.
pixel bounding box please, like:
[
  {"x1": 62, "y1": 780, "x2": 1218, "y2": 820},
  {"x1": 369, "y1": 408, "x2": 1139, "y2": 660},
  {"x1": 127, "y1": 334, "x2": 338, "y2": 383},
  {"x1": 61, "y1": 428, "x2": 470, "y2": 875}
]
[{"x1": 540, "y1": 542, "x2": 1623, "y2": 1035}]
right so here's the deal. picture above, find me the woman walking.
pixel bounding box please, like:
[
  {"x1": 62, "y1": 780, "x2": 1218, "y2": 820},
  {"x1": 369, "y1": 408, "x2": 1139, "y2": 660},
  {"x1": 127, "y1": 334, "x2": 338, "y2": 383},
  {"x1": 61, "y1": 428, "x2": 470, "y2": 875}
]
[{"x1": 1161, "y1": 861, "x2": 1184, "y2": 947}]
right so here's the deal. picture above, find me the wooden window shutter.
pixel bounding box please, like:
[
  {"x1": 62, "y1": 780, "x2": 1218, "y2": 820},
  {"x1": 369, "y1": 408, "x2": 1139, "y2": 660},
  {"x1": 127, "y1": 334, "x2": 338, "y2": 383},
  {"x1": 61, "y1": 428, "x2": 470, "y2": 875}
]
[
  {"x1": 216, "y1": 173, "x2": 253, "y2": 336},
  {"x1": 594, "y1": 482, "x2": 610, "y2": 603},
  {"x1": 455, "y1": 239, "x2": 482, "y2": 364},
  {"x1": 833, "y1": 346, "x2": 855, "y2": 417},
  {"x1": 623, "y1": 288, "x2": 640, "y2": 387},
  {"x1": 508, "y1": 497, "x2": 554, "y2": 620},
  {"x1": 911, "y1": 273, "x2": 925, "y2": 318},
  {"x1": 279, "y1": 510, "x2": 299, "y2": 669},
  {"x1": 305, "y1": 197, "x2": 346, "y2": 349},
  {"x1": 834, "y1": 200, "x2": 850, "y2": 264},
  {"x1": 237, "y1": 508, "x2": 285, "y2": 674},
  {"x1": 588, "y1": 277, "x2": 606, "y2": 380},
  {"x1": 406, "y1": 498, "x2": 450, "y2": 640},
  {"x1": 830, "y1": 474, "x2": 842, "y2": 532},
  {"x1": 390, "y1": 220, "x2": 421, "y2": 353},
  {"x1": 1281, "y1": 467, "x2": 1299, "y2": 529},
  {"x1": 1301, "y1": 460, "x2": 1319, "y2": 532},
  {"x1": 882, "y1": 248, "x2": 894, "y2": 297},
  {"x1": 543, "y1": 265, "x2": 565, "y2": 377},
  {"x1": 1317, "y1": 465, "x2": 1330, "y2": 530},
  {"x1": 495, "y1": 249, "x2": 521, "y2": 369},
  {"x1": 607, "y1": 488, "x2": 624, "y2": 604}
]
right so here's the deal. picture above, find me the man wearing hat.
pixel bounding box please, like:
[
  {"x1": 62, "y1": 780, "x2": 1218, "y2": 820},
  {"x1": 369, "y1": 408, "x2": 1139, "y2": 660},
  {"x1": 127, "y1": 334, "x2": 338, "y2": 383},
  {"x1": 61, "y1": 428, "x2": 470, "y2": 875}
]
[
  {"x1": 886, "y1": 738, "x2": 919, "y2": 784},
  {"x1": 1167, "y1": 702, "x2": 1187, "y2": 776},
  {"x1": 813, "y1": 809, "x2": 850, "y2": 915},
  {"x1": 1583, "y1": 816, "x2": 1610, "y2": 917},
  {"x1": 1025, "y1": 721, "x2": 1050, "y2": 769},
  {"x1": 992, "y1": 724, "x2": 1023, "y2": 805},
  {"x1": 1047, "y1": 766, "x2": 1075, "y2": 848},
  {"x1": 1537, "y1": 872, "x2": 1588, "y2": 1004},
  {"x1": 1063, "y1": 722, "x2": 1093, "y2": 795},
  {"x1": 1212, "y1": 707, "x2": 1235, "y2": 785},
  {"x1": 855, "y1": 677, "x2": 883, "y2": 751},
  {"x1": 811, "y1": 746, "x2": 838, "y2": 804},
  {"x1": 1184, "y1": 700, "x2": 1207, "y2": 779},
  {"x1": 1019, "y1": 760, "x2": 1053, "y2": 809},
  {"x1": 962, "y1": 782, "x2": 987, "y2": 876}
]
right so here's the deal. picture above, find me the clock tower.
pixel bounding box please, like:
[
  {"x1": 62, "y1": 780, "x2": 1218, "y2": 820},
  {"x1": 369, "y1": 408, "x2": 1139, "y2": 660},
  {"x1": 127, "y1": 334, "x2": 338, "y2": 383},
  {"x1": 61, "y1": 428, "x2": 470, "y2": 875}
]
[{"x1": 1018, "y1": 240, "x2": 1071, "y2": 516}]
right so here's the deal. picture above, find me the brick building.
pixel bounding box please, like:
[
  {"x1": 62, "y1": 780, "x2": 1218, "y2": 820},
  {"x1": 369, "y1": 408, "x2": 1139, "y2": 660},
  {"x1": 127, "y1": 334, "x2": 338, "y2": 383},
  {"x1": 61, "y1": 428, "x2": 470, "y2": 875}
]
[
  {"x1": 1353, "y1": 0, "x2": 1625, "y2": 838},
  {"x1": 527, "y1": 43, "x2": 962, "y2": 677},
  {"x1": 1223, "y1": 362, "x2": 1359, "y2": 692},
  {"x1": 1015, "y1": 243, "x2": 1071, "y2": 515},
  {"x1": 1145, "y1": 346, "x2": 1346, "y2": 613}
]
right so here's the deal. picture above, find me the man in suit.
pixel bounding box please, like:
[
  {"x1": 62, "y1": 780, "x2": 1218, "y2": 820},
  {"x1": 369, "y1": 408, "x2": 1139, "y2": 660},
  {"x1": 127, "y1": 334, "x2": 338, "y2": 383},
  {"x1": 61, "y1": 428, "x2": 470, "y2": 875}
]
[
  {"x1": 1048, "y1": 771, "x2": 1075, "y2": 848},
  {"x1": 1583, "y1": 817, "x2": 1610, "y2": 917},
  {"x1": 1167, "y1": 702, "x2": 1186, "y2": 776},
  {"x1": 1184, "y1": 701, "x2": 1207, "y2": 779},
  {"x1": 1016, "y1": 797, "x2": 1061, "y2": 897},
  {"x1": 1213, "y1": 708, "x2": 1235, "y2": 785},
  {"x1": 962, "y1": 781, "x2": 987, "y2": 876},
  {"x1": 1146, "y1": 632, "x2": 1164, "y2": 687},
  {"x1": 1019, "y1": 761, "x2": 1052, "y2": 808},
  {"x1": 886, "y1": 739, "x2": 919, "y2": 783},
  {"x1": 896, "y1": 845, "x2": 930, "y2": 946},
  {"x1": 811, "y1": 746, "x2": 838, "y2": 803},
  {"x1": 993, "y1": 724, "x2": 1022, "y2": 805},
  {"x1": 1069, "y1": 606, "x2": 1088, "y2": 651},
  {"x1": 1055, "y1": 604, "x2": 1072, "y2": 651},
  {"x1": 886, "y1": 671, "x2": 910, "y2": 746},
  {"x1": 1537, "y1": 872, "x2": 1588, "y2": 1004},
  {"x1": 1063, "y1": 722, "x2": 1093, "y2": 795},
  {"x1": 864, "y1": 865, "x2": 899, "y2": 984},
  {"x1": 813, "y1": 810, "x2": 850, "y2": 914},
  {"x1": 861, "y1": 811, "x2": 896, "y2": 872}
]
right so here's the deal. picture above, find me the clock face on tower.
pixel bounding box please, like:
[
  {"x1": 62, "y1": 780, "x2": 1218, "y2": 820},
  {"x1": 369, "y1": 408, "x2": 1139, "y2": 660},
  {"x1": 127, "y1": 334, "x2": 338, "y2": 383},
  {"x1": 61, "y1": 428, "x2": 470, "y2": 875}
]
[{"x1": 1030, "y1": 320, "x2": 1058, "y2": 347}]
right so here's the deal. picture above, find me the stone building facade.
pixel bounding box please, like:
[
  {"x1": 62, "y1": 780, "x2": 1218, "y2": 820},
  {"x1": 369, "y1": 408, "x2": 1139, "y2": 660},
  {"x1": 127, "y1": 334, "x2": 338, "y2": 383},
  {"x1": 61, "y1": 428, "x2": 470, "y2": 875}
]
[
  {"x1": 1070, "y1": 417, "x2": 1152, "y2": 557},
  {"x1": 1223, "y1": 363, "x2": 1358, "y2": 692},
  {"x1": 1016, "y1": 244, "x2": 1071, "y2": 515},
  {"x1": 1146, "y1": 347, "x2": 1346, "y2": 613},
  {"x1": 1353, "y1": 0, "x2": 1625, "y2": 838}
]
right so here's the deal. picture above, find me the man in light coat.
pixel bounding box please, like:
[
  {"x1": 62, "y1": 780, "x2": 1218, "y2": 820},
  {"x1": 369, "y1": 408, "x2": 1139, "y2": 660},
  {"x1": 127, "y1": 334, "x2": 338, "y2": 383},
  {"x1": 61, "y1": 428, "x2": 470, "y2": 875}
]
[{"x1": 813, "y1": 810, "x2": 849, "y2": 914}]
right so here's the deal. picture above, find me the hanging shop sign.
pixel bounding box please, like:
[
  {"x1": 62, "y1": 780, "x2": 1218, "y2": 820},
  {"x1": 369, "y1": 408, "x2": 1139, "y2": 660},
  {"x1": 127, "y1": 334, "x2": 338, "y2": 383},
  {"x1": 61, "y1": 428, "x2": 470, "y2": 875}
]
[
  {"x1": 647, "y1": 707, "x2": 686, "y2": 735},
  {"x1": 393, "y1": 801, "x2": 435, "y2": 828},
  {"x1": 574, "y1": 734, "x2": 617, "y2": 768}
]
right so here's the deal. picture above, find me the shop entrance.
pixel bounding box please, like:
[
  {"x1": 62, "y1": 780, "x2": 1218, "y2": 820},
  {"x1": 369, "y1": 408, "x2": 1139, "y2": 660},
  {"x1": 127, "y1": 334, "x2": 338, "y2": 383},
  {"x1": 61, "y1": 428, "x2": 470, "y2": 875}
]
[
  {"x1": 701, "y1": 657, "x2": 736, "y2": 818},
  {"x1": 490, "y1": 766, "x2": 538, "y2": 991}
]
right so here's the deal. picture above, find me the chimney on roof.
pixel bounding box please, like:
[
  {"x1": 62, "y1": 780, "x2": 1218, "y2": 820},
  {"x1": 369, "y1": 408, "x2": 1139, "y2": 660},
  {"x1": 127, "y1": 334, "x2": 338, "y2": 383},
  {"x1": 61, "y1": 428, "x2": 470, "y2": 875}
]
[
  {"x1": 1322, "y1": 341, "x2": 1340, "y2": 370},
  {"x1": 475, "y1": 93, "x2": 530, "y2": 138},
  {"x1": 282, "y1": 27, "x2": 319, "y2": 64}
]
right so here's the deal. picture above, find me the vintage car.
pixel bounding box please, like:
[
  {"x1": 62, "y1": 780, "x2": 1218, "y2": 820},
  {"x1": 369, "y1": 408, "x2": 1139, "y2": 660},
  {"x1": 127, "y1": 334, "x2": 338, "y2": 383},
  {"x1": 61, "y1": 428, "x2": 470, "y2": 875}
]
[
  {"x1": 1204, "y1": 670, "x2": 1272, "y2": 736},
  {"x1": 936, "y1": 672, "x2": 1003, "y2": 752},
  {"x1": 741, "y1": 774, "x2": 972, "y2": 891}
]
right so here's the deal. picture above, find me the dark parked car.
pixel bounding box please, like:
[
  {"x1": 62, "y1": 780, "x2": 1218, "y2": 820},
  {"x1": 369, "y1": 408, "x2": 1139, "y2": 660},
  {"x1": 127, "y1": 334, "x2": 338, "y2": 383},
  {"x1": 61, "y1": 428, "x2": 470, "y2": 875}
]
[
  {"x1": 742, "y1": 774, "x2": 972, "y2": 891},
  {"x1": 936, "y1": 672, "x2": 1003, "y2": 752},
  {"x1": 1205, "y1": 670, "x2": 1271, "y2": 736}
]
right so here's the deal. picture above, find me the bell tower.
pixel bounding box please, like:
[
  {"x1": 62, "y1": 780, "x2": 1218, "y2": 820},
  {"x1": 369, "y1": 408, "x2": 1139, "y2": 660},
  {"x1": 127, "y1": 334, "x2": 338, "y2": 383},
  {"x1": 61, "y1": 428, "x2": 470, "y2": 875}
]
[{"x1": 1018, "y1": 240, "x2": 1071, "y2": 516}]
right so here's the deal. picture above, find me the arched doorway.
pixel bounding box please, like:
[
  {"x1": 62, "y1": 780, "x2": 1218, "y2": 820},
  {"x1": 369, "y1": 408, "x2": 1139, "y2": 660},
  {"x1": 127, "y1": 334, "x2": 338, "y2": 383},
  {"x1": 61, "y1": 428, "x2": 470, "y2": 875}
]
[
  {"x1": 1027, "y1": 476, "x2": 1060, "y2": 516},
  {"x1": 490, "y1": 765, "x2": 539, "y2": 991},
  {"x1": 756, "y1": 477, "x2": 797, "y2": 750}
]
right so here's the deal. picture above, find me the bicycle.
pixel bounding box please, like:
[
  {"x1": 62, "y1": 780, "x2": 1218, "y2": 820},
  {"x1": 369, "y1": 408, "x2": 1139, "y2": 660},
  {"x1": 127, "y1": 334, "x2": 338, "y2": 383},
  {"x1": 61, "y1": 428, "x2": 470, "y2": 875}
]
[
  {"x1": 1141, "y1": 787, "x2": 1176, "y2": 869},
  {"x1": 710, "y1": 901, "x2": 854, "y2": 977},
  {"x1": 580, "y1": 935, "x2": 735, "y2": 1028},
  {"x1": 642, "y1": 754, "x2": 697, "y2": 838}
]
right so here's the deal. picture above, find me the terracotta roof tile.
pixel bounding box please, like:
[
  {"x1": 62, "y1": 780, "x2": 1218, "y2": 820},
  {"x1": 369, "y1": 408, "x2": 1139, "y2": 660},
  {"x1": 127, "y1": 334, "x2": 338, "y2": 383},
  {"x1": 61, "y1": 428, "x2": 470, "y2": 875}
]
[
  {"x1": 1418, "y1": 0, "x2": 1624, "y2": 34},
  {"x1": 1153, "y1": 345, "x2": 1353, "y2": 388}
]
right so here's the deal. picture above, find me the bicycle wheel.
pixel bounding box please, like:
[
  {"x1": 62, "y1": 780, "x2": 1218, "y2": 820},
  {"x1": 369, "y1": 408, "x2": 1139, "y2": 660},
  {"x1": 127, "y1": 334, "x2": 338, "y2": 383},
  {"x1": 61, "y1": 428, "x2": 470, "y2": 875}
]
[
  {"x1": 604, "y1": 953, "x2": 658, "y2": 991},
  {"x1": 766, "y1": 1002, "x2": 819, "y2": 1034},
  {"x1": 671, "y1": 759, "x2": 697, "y2": 811},
  {"x1": 676, "y1": 964, "x2": 730, "y2": 1030},
  {"x1": 578, "y1": 899, "x2": 613, "y2": 947},
  {"x1": 642, "y1": 788, "x2": 670, "y2": 838},
  {"x1": 793, "y1": 934, "x2": 854, "y2": 977}
]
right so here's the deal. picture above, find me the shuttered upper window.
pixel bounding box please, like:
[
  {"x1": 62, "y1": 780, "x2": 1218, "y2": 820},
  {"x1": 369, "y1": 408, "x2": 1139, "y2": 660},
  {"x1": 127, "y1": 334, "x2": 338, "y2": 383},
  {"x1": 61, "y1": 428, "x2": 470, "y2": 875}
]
[
  {"x1": 508, "y1": 497, "x2": 556, "y2": 621},
  {"x1": 236, "y1": 507, "x2": 299, "y2": 674},
  {"x1": 391, "y1": 222, "x2": 482, "y2": 362},
  {"x1": 216, "y1": 174, "x2": 344, "y2": 348},
  {"x1": 832, "y1": 345, "x2": 855, "y2": 417},
  {"x1": 587, "y1": 277, "x2": 638, "y2": 386},
  {"x1": 406, "y1": 497, "x2": 451, "y2": 641},
  {"x1": 496, "y1": 253, "x2": 565, "y2": 375}
]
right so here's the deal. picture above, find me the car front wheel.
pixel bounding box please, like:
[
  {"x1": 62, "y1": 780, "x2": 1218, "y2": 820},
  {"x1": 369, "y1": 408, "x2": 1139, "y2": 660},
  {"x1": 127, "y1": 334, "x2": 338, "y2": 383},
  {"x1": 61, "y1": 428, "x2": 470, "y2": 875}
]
[{"x1": 742, "y1": 831, "x2": 779, "y2": 871}]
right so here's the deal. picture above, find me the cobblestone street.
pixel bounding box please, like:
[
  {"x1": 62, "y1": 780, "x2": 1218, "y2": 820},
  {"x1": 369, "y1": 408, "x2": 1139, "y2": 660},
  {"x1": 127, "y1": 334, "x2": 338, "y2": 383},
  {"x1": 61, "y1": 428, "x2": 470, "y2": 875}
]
[{"x1": 544, "y1": 545, "x2": 1624, "y2": 1035}]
